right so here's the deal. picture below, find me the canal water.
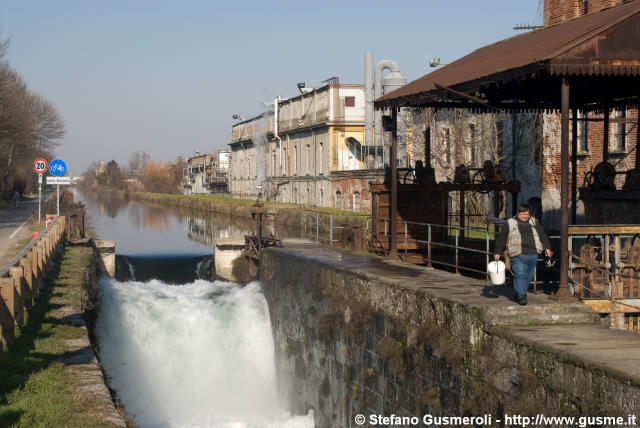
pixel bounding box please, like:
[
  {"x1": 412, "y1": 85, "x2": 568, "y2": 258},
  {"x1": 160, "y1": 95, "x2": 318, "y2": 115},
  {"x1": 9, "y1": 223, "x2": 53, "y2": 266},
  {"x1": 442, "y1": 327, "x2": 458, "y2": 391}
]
[{"x1": 78, "y1": 191, "x2": 314, "y2": 428}]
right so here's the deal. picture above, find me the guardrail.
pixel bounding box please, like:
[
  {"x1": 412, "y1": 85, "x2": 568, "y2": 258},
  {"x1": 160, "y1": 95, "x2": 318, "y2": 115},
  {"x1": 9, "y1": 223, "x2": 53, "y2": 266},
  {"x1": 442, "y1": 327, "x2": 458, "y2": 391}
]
[{"x1": 0, "y1": 217, "x2": 66, "y2": 355}]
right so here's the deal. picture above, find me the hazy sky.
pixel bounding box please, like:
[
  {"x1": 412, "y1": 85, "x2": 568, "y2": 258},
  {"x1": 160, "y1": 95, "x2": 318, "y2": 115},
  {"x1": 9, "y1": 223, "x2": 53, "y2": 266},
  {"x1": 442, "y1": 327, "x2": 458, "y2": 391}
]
[{"x1": 0, "y1": 0, "x2": 541, "y2": 176}]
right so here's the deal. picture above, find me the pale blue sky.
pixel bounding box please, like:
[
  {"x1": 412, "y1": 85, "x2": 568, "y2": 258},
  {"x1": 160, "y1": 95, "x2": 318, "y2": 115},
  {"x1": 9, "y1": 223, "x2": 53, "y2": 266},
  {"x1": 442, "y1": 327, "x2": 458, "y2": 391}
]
[{"x1": 0, "y1": 0, "x2": 542, "y2": 175}]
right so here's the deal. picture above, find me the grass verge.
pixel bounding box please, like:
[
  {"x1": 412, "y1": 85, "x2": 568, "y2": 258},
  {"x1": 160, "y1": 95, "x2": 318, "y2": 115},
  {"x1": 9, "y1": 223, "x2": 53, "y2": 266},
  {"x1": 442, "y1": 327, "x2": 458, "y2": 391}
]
[{"x1": 0, "y1": 246, "x2": 114, "y2": 427}]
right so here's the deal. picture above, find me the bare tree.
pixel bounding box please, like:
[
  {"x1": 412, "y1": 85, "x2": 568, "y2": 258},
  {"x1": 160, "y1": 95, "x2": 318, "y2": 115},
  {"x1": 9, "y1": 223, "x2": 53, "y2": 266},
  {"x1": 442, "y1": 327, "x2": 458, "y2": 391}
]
[{"x1": 0, "y1": 39, "x2": 64, "y2": 197}]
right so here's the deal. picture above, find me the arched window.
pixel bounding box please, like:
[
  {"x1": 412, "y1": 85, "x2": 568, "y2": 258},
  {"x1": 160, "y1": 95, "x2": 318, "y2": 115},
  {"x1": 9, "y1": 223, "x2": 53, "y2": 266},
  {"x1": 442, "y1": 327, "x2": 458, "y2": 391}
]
[
  {"x1": 335, "y1": 191, "x2": 342, "y2": 209},
  {"x1": 353, "y1": 191, "x2": 361, "y2": 212}
]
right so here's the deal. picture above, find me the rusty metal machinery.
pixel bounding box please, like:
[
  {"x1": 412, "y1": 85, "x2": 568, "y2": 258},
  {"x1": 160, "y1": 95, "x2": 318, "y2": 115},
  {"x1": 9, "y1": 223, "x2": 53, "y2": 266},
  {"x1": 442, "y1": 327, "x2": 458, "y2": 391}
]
[
  {"x1": 402, "y1": 160, "x2": 436, "y2": 184},
  {"x1": 453, "y1": 161, "x2": 505, "y2": 185}
]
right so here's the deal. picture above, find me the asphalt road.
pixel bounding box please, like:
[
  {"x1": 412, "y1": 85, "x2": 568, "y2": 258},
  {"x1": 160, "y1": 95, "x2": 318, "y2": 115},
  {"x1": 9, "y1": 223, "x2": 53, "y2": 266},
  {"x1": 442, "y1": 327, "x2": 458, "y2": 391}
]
[{"x1": 0, "y1": 192, "x2": 53, "y2": 266}]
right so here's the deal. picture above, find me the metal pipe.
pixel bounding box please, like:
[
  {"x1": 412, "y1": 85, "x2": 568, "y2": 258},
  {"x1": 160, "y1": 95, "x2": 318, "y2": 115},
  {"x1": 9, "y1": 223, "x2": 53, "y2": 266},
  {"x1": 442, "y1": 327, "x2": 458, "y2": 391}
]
[
  {"x1": 455, "y1": 228, "x2": 460, "y2": 274},
  {"x1": 274, "y1": 96, "x2": 283, "y2": 176},
  {"x1": 559, "y1": 78, "x2": 571, "y2": 299},
  {"x1": 404, "y1": 222, "x2": 408, "y2": 255},
  {"x1": 427, "y1": 225, "x2": 432, "y2": 268},
  {"x1": 330, "y1": 214, "x2": 333, "y2": 246},
  {"x1": 365, "y1": 53, "x2": 374, "y2": 167}
]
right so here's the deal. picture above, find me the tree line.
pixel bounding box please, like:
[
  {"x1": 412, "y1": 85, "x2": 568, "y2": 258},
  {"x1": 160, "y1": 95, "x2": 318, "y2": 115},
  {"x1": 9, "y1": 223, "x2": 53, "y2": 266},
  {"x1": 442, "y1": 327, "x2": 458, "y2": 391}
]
[
  {"x1": 81, "y1": 150, "x2": 186, "y2": 194},
  {"x1": 0, "y1": 38, "x2": 65, "y2": 200}
]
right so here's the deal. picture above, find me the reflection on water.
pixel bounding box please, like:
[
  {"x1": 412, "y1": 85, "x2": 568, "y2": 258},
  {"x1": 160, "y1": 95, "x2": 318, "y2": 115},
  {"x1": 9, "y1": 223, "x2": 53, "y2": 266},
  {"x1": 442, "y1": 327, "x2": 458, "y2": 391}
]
[
  {"x1": 80, "y1": 189, "x2": 249, "y2": 252},
  {"x1": 76, "y1": 189, "x2": 249, "y2": 282}
]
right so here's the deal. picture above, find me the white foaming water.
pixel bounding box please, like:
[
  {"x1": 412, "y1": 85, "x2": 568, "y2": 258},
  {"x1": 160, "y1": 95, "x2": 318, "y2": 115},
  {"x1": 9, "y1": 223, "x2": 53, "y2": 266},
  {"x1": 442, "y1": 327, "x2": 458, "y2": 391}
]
[{"x1": 96, "y1": 278, "x2": 314, "y2": 428}]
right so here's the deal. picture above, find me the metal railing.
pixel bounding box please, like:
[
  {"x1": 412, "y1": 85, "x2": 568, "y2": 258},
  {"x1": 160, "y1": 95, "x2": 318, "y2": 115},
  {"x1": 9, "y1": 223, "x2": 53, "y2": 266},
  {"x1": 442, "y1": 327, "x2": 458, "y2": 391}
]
[
  {"x1": 378, "y1": 217, "x2": 499, "y2": 278},
  {"x1": 301, "y1": 210, "x2": 371, "y2": 246}
]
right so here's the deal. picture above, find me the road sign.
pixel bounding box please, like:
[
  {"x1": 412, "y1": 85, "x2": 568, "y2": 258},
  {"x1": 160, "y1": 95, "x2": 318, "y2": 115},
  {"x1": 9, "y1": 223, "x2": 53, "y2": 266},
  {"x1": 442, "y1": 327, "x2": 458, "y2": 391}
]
[
  {"x1": 46, "y1": 176, "x2": 72, "y2": 185},
  {"x1": 49, "y1": 159, "x2": 67, "y2": 177},
  {"x1": 33, "y1": 158, "x2": 48, "y2": 173}
]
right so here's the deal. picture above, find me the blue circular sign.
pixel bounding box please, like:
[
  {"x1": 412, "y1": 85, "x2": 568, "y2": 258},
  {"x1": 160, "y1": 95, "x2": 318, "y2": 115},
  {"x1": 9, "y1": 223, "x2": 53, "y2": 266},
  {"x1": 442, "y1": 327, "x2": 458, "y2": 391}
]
[{"x1": 49, "y1": 159, "x2": 67, "y2": 177}]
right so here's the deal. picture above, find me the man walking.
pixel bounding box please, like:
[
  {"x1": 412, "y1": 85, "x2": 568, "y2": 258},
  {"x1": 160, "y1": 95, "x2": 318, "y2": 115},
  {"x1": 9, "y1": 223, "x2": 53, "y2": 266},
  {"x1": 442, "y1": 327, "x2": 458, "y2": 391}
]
[
  {"x1": 12, "y1": 190, "x2": 20, "y2": 207},
  {"x1": 493, "y1": 203, "x2": 553, "y2": 305}
]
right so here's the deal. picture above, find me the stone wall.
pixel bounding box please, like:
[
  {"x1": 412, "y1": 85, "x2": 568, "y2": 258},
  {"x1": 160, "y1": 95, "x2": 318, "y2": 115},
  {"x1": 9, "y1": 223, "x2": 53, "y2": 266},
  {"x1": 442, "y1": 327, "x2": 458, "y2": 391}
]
[{"x1": 260, "y1": 247, "x2": 640, "y2": 428}]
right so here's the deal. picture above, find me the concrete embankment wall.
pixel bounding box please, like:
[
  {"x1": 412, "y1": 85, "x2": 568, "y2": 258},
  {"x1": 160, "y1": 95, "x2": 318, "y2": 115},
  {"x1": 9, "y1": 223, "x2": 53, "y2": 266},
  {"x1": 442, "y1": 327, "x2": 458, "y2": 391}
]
[
  {"x1": 260, "y1": 246, "x2": 640, "y2": 428},
  {"x1": 129, "y1": 192, "x2": 369, "y2": 232}
]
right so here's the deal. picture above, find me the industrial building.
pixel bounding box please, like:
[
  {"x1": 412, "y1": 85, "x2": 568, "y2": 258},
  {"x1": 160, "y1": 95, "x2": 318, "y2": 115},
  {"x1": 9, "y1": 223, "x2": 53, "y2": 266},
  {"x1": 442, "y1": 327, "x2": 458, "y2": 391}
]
[
  {"x1": 229, "y1": 81, "x2": 380, "y2": 211},
  {"x1": 182, "y1": 150, "x2": 230, "y2": 195},
  {"x1": 229, "y1": 58, "x2": 409, "y2": 212}
]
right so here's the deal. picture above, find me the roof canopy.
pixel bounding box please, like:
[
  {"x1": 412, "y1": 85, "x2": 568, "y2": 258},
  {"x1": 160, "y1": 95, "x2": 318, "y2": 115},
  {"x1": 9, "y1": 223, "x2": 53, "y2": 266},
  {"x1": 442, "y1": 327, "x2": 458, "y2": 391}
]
[{"x1": 375, "y1": 0, "x2": 640, "y2": 112}]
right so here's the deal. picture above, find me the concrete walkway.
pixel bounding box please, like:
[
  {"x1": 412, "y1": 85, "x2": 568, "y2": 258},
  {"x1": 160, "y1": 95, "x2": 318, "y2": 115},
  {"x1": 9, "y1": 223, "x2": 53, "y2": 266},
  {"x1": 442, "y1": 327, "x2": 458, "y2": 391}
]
[{"x1": 281, "y1": 239, "x2": 640, "y2": 385}]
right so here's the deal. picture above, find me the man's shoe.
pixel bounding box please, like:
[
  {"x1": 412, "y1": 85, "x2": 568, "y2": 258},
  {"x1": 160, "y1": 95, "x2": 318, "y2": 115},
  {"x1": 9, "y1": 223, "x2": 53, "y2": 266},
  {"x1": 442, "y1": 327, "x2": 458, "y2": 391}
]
[{"x1": 518, "y1": 295, "x2": 527, "y2": 306}]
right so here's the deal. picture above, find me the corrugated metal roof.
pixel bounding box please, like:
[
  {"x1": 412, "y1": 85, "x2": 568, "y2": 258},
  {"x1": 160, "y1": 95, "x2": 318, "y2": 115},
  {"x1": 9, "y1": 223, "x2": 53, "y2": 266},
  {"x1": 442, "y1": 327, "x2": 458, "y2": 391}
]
[{"x1": 376, "y1": 0, "x2": 640, "y2": 108}]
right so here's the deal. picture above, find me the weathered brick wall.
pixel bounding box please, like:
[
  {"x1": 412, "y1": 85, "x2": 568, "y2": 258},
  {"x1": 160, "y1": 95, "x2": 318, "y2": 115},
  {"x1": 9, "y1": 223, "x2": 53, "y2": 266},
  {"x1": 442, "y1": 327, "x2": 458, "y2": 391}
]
[
  {"x1": 330, "y1": 170, "x2": 385, "y2": 212},
  {"x1": 542, "y1": 109, "x2": 639, "y2": 229},
  {"x1": 544, "y1": 0, "x2": 622, "y2": 26}
]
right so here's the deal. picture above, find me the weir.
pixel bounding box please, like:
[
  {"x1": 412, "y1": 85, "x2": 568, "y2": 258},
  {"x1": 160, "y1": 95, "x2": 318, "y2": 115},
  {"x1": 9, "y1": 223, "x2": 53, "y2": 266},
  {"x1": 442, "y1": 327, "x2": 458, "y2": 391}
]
[{"x1": 260, "y1": 241, "x2": 640, "y2": 427}]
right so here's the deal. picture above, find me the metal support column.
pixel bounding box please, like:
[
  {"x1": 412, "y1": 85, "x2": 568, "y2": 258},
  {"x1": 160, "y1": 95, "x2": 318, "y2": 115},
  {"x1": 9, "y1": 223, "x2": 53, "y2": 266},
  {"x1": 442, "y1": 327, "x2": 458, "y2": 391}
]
[
  {"x1": 636, "y1": 104, "x2": 640, "y2": 168},
  {"x1": 603, "y1": 107, "x2": 610, "y2": 162},
  {"x1": 390, "y1": 109, "x2": 398, "y2": 258},
  {"x1": 571, "y1": 108, "x2": 578, "y2": 225},
  {"x1": 559, "y1": 77, "x2": 572, "y2": 299}
]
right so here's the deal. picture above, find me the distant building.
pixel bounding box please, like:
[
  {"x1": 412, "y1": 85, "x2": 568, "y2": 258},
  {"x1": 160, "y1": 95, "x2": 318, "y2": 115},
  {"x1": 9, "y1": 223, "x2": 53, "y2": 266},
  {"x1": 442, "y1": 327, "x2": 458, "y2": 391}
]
[
  {"x1": 95, "y1": 161, "x2": 106, "y2": 176},
  {"x1": 183, "y1": 150, "x2": 230, "y2": 195},
  {"x1": 228, "y1": 82, "x2": 384, "y2": 211}
]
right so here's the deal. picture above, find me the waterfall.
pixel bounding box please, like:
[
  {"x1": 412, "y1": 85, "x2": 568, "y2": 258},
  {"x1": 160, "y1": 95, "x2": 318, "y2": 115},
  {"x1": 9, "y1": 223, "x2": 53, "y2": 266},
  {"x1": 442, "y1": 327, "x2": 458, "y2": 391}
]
[{"x1": 96, "y1": 278, "x2": 314, "y2": 428}]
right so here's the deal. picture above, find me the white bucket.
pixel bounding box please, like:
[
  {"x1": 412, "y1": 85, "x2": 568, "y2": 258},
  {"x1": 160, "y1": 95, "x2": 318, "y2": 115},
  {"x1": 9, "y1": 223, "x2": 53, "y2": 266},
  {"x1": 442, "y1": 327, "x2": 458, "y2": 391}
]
[{"x1": 487, "y1": 260, "x2": 506, "y2": 285}]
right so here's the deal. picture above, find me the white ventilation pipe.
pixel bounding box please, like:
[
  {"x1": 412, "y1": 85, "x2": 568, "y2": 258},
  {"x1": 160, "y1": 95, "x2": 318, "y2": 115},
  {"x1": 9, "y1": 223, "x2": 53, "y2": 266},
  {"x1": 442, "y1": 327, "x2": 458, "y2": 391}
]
[{"x1": 374, "y1": 60, "x2": 406, "y2": 167}]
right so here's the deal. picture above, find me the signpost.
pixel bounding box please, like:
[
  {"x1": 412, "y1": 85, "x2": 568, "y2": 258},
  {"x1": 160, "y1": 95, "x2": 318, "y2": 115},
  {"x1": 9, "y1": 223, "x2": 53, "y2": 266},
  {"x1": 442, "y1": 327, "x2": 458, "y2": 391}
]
[
  {"x1": 33, "y1": 158, "x2": 48, "y2": 224},
  {"x1": 48, "y1": 159, "x2": 68, "y2": 218}
]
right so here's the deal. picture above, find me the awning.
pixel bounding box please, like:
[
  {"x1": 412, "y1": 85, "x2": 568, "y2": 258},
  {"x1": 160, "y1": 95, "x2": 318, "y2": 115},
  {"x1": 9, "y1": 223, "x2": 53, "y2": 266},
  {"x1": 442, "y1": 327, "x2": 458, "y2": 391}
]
[{"x1": 375, "y1": 0, "x2": 640, "y2": 111}]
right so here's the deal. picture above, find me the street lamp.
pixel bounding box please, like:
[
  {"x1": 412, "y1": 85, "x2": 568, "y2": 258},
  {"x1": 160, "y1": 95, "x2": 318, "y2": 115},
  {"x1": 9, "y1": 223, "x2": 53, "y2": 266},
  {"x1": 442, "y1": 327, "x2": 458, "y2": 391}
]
[
  {"x1": 232, "y1": 114, "x2": 246, "y2": 121},
  {"x1": 429, "y1": 57, "x2": 449, "y2": 68}
]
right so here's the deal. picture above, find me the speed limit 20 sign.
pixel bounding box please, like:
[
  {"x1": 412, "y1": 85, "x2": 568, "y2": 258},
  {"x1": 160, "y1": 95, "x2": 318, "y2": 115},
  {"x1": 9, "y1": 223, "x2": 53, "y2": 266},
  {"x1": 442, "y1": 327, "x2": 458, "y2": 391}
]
[{"x1": 33, "y1": 158, "x2": 48, "y2": 174}]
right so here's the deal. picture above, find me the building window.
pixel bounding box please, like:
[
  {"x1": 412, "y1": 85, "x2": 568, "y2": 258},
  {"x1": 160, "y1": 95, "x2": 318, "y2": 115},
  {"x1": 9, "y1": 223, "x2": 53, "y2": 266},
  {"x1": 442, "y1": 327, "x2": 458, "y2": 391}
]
[
  {"x1": 283, "y1": 148, "x2": 288, "y2": 176},
  {"x1": 335, "y1": 191, "x2": 342, "y2": 209},
  {"x1": 614, "y1": 108, "x2": 626, "y2": 152},
  {"x1": 444, "y1": 128, "x2": 451, "y2": 164},
  {"x1": 496, "y1": 122, "x2": 504, "y2": 163},
  {"x1": 319, "y1": 142, "x2": 324, "y2": 175},
  {"x1": 306, "y1": 144, "x2": 311, "y2": 175},
  {"x1": 577, "y1": 111, "x2": 589, "y2": 153},
  {"x1": 320, "y1": 189, "x2": 324, "y2": 206},
  {"x1": 353, "y1": 191, "x2": 361, "y2": 212},
  {"x1": 272, "y1": 154, "x2": 276, "y2": 176},
  {"x1": 345, "y1": 96, "x2": 355, "y2": 107},
  {"x1": 293, "y1": 146, "x2": 297, "y2": 175},
  {"x1": 468, "y1": 124, "x2": 476, "y2": 166}
]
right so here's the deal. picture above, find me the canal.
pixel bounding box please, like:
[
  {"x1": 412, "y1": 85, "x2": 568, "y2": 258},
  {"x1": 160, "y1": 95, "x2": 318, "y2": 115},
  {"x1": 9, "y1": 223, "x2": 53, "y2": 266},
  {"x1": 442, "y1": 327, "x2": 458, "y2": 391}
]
[{"x1": 77, "y1": 190, "x2": 315, "y2": 428}]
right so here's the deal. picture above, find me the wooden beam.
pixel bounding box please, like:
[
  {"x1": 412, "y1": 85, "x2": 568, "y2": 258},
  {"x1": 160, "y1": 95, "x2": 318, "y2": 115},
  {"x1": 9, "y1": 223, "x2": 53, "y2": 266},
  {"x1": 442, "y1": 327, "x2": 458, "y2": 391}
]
[{"x1": 568, "y1": 225, "x2": 640, "y2": 234}]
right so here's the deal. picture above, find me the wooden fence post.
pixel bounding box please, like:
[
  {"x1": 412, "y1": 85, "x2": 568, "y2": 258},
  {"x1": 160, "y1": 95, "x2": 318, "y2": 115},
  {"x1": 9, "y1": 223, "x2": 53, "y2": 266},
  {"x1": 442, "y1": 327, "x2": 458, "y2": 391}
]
[
  {"x1": 29, "y1": 249, "x2": 40, "y2": 297},
  {"x1": 0, "y1": 277, "x2": 17, "y2": 344},
  {"x1": 9, "y1": 267, "x2": 29, "y2": 317},
  {"x1": 19, "y1": 257, "x2": 34, "y2": 310}
]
